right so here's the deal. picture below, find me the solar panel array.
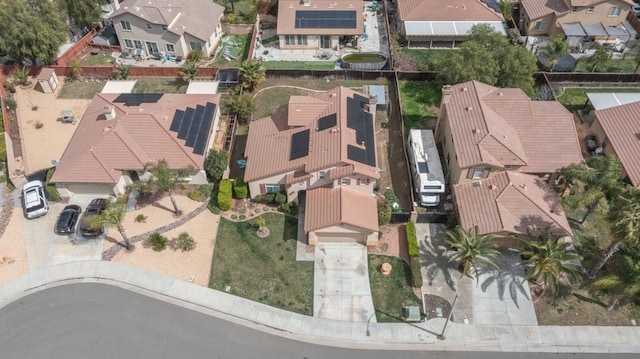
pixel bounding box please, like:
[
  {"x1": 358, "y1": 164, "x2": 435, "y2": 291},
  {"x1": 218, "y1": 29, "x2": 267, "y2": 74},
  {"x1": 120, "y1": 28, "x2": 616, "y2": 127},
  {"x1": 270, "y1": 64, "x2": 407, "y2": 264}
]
[
  {"x1": 290, "y1": 129, "x2": 310, "y2": 160},
  {"x1": 113, "y1": 93, "x2": 164, "y2": 106},
  {"x1": 169, "y1": 102, "x2": 216, "y2": 155},
  {"x1": 317, "y1": 114, "x2": 337, "y2": 131},
  {"x1": 295, "y1": 10, "x2": 357, "y2": 29},
  {"x1": 346, "y1": 95, "x2": 376, "y2": 166}
]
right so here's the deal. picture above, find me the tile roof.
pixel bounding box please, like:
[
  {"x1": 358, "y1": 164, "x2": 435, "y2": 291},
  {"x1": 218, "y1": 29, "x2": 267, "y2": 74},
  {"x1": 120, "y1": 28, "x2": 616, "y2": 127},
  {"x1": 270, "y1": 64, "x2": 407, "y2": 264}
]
[
  {"x1": 593, "y1": 101, "x2": 640, "y2": 187},
  {"x1": 397, "y1": 0, "x2": 503, "y2": 22},
  {"x1": 304, "y1": 186, "x2": 379, "y2": 232},
  {"x1": 453, "y1": 171, "x2": 572, "y2": 236},
  {"x1": 444, "y1": 81, "x2": 582, "y2": 173},
  {"x1": 521, "y1": 0, "x2": 571, "y2": 19},
  {"x1": 277, "y1": 0, "x2": 364, "y2": 36},
  {"x1": 51, "y1": 93, "x2": 220, "y2": 184},
  {"x1": 111, "y1": 0, "x2": 225, "y2": 41},
  {"x1": 244, "y1": 87, "x2": 380, "y2": 182}
]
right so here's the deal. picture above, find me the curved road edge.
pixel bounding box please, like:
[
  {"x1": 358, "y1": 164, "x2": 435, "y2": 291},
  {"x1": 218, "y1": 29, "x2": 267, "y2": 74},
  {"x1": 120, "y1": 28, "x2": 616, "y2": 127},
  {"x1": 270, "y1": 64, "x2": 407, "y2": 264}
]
[{"x1": 0, "y1": 261, "x2": 639, "y2": 354}]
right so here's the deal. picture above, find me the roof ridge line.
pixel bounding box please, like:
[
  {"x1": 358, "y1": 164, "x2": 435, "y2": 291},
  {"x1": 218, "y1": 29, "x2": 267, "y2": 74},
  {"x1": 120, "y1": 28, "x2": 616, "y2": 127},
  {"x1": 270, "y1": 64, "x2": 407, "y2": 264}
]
[
  {"x1": 507, "y1": 173, "x2": 568, "y2": 232},
  {"x1": 89, "y1": 147, "x2": 120, "y2": 182},
  {"x1": 151, "y1": 113, "x2": 201, "y2": 168}
]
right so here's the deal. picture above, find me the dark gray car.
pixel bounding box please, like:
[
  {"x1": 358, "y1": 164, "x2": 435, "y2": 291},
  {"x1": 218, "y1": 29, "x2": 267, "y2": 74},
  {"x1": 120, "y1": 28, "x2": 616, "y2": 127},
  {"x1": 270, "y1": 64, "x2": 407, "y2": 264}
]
[
  {"x1": 55, "y1": 205, "x2": 82, "y2": 234},
  {"x1": 80, "y1": 199, "x2": 107, "y2": 237}
]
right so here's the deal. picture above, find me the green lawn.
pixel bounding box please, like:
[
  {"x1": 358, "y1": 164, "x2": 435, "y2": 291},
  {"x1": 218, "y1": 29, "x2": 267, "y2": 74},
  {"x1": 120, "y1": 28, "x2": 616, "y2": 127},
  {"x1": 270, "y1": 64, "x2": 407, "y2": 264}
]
[
  {"x1": 398, "y1": 80, "x2": 441, "y2": 130},
  {"x1": 132, "y1": 78, "x2": 189, "y2": 93},
  {"x1": 262, "y1": 61, "x2": 336, "y2": 70},
  {"x1": 209, "y1": 213, "x2": 314, "y2": 315},
  {"x1": 555, "y1": 87, "x2": 640, "y2": 112},
  {"x1": 210, "y1": 35, "x2": 251, "y2": 68},
  {"x1": 217, "y1": 0, "x2": 256, "y2": 23},
  {"x1": 57, "y1": 80, "x2": 107, "y2": 99},
  {"x1": 402, "y1": 49, "x2": 456, "y2": 71},
  {"x1": 369, "y1": 255, "x2": 423, "y2": 323},
  {"x1": 80, "y1": 51, "x2": 116, "y2": 66},
  {"x1": 575, "y1": 58, "x2": 637, "y2": 73}
]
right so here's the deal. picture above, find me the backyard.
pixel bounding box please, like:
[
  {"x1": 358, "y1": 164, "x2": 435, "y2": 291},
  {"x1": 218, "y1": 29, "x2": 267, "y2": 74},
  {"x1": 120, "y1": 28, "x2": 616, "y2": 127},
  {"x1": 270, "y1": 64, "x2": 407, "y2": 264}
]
[
  {"x1": 401, "y1": 49, "x2": 456, "y2": 71},
  {"x1": 369, "y1": 255, "x2": 423, "y2": 323},
  {"x1": 208, "y1": 35, "x2": 251, "y2": 68},
  {"x1": 57, "y1": 77, "x2": 189, "y2": 99},
  {"x1": 554, "y1": 86, "x2": 640, "y2": 112},
  {"x1": 398, "y1": 80, "x2": 441, "y2": 130}
]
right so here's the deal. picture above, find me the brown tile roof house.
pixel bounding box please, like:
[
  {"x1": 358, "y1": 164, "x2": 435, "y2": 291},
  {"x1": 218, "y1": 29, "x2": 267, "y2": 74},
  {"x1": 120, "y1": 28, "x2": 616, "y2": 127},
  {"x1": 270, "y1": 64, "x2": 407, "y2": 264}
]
[
  {"x1": 51, "y1": 93, "x2": 221, "y2": 192},
  {"x1": 397, "y1": 0, "x2": 503, "y2": 22},
  {"x1": 522, "y1": 0, "x2": 633, "y2": 20},
  {"x1": 454, "y1": 171, "x2": 572, "y2": 236},
  {"x1": 304, "y1": 187, "x2": 378, "y2": 233},
  {"x1": 442, "y1": 81, "x2": 583, "y2": 174},
  {"x1": 277, "y1": 0, "x2": 364, "y2": 36},
  {"x1": 592, "y1": 101, "x2": 640, "y2": 187}
]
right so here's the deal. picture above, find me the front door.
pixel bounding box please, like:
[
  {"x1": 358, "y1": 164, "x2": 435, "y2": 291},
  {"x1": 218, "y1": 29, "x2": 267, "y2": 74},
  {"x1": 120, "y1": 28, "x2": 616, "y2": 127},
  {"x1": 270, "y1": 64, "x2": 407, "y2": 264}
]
[{"x1": 320, "y1": 36, "x2": 331, "y2": 49}]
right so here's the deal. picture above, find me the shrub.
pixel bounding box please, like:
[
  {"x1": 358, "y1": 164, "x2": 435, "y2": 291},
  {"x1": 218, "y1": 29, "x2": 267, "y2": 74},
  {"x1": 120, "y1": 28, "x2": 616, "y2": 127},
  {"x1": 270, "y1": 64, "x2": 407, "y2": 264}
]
[
  {"x1": 252, "y1": 194, "x2": 264, "y2": 203},
  {"x1": 410, "y1": 256, "x2": 423, "y2": 288},
  {"x1": 281, "y1": 202, "x2": 298, "y2": 215},
  {"x1": 187, "y1": 48, "x2": 204, "y2": 62},
  {"x1": 239, "y1": 214, "x2": 246, "y2": 220},
  {"x1": 148, "y1": 232, "x2": 168, "y2": 251},
  {"x1": 265, "y1": 193, "x2": 275, "y2": 203},
  {"x1": 384, "y1": 189, "x2": 402, "y2": 213},
  {"x1": 377, "y1": 196, "x2": 392, "y2": 226},
  {"x1": 188, "y1": 190, "x2": 201, "y2": 201},
  {"x1": 135, "y1": 214, "x2": 147, "y2": 223},
  {"x1": 204, "y1": 149, "x2": 229, "y2": 182},
  {"x1": 208, "y1": 185, "x2": 221, "y2": 214},
  {"x1": 405, "y1": 221, "x2": 419, "y2": 257},
  {"x1": 189, "y1": 184, "x2": 214, "y2": 202},
  {"x1": 176, "y1": 232, "x2": 196, "y2": 251},
  {"x1": 275, "y1": 192, "x2": 286, "y2": 205},
  {"x1": 234, "y1": 183, "x2": 248, "y2": 199},
  {"x1": 45, "y1": 167, "x2": 61, "y2": 202},
  {"x1": 217, "y1": 179, "x2": 233, "y2": 211}
]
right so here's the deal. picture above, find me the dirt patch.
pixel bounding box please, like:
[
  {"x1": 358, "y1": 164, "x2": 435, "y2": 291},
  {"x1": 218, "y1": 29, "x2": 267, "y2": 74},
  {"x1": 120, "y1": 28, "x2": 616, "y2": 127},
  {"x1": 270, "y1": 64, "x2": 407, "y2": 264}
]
[
  {"x1": 423, "y1": 293, "x2": 452, "y2": 321},
  {"x1": 369, "y1": 223, "x2": 410, "y2": 263}
]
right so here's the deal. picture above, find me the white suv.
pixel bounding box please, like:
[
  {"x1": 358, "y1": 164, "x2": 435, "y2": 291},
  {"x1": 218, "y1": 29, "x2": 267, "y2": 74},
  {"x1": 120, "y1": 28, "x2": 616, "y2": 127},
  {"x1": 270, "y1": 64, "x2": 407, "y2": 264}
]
[{"x1": 22, "y1": 180, "x2": 49, "y2": 219}]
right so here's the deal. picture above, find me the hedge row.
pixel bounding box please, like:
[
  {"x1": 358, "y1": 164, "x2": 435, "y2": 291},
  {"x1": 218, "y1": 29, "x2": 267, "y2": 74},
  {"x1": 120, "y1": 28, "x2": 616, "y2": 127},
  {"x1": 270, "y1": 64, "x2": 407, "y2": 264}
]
[
  {"x1": 410, "y1": 257, "x2": 423, "y2": 288},
  {"x1": 233, "y1": 177, "x2": 248, "y2": 199},
  {"x1": 217, "y1": 179, "x2": 232, "y2": 211},
  {"x1": 405, "y1": 221, "x2": 419, "y2": 257}
]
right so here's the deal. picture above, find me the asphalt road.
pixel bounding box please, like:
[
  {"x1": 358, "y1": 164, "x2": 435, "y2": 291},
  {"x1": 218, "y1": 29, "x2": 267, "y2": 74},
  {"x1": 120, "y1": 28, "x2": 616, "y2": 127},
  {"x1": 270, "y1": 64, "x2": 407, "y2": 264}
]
[{"x1": 0, "y1": 283, "x2": 635, "y2": 359}]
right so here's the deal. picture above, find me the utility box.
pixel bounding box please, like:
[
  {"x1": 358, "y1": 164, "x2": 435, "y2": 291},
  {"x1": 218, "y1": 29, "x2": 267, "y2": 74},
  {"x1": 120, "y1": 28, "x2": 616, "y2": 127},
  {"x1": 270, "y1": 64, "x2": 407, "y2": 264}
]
[{"x1": 402, "y1": 306, "x2": 422, "y2": 322}]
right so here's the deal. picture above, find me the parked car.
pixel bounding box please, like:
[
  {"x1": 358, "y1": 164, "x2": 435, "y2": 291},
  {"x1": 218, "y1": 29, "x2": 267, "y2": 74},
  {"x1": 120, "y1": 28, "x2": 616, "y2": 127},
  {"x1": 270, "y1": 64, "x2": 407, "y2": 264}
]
[
  {"x1": 80, "y1": 198, "x2": 107, "y2": 237},
  {"x1": 633, "y1": 4, "x2": 640, "y2": 17},
  {"x1": 22, "y1": 180, "x2": 48, "y2": 219},
  {"x1": 55, "y1": 205, "x2": 82, "y2": 234}
]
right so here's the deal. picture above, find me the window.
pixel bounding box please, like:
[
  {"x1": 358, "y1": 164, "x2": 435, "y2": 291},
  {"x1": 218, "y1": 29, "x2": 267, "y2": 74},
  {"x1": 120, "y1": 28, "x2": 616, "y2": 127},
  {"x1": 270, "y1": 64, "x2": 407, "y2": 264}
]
[
  {"x1": 297, "y1": 35, "x2": 307, "y2": 45},
  {"x1": 145, "y1": 41, "x2": 159, "y2": 54},
  {"x1": 146, "y1": 23, "x2": 153, "y2": 30},
  {"x1": 318, "y1": 171, "x2": 325, "y2": 180},
  {"x1": 120, "y1": 21, "x2": 132, "y2": 31},
  {"x1": 472, "y1": 167, "x2": 485, "y2": 179},
  {"x1": 161, "y1": 25, "x2": 168, "y2": 31},
  {"x1": 124, "y1": 39, "x2": 134, "y2": 48},
  {"x1": 586, "y1": 6, "x2": 594, "y2": 13},
  {"x1": 358, "y1": 178, "x2": 369, "y2": 186},
  {"x1": 609, "y1": 6, "x2": 621, "y2": 16},
  {"x1": 533, "y1": 20, "x2": 547, "y2": 31},
  {"x1": 285, "y1": 35, "x2": 295, "y2": 46},
  {"x1": 190, "y1": 41, "x2": 203, "y2": 50},
  {"x1": 341, "y1": 178, "x2": 350, "y2": 185},
  {"x1": 133, "y1": 40, "x2": 144, "y2": 49},
  {"x1": 571, "y1": 7, "x2": 578, "y2": 13},
  {"x1": 165, "y1": 43, "x2": 175, "y2": 52},
  {"x1": 265, "y1": 184, "x2": 280, "y2": 194}
]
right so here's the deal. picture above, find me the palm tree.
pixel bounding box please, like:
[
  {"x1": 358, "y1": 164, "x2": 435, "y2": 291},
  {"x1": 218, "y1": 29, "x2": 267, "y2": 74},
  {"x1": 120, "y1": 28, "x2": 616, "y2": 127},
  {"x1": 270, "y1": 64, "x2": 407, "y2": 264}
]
[
  {"x1": 87, "y1": 196, "x2": 131, "y2": 250},
  {"x1": 178, "y1": 60, "x2": 198, "y2": 81},
  {"x1": 445, "y1": 225, "x2": 501, "y2": 284},
  {"x1": 538, "y1": 36, "x2": 570, "y2": 72},
  {"x1": 239, "y1": 60, "x2": 266, "y2": 92},
  {"x1": 590, "y1": 255, "x2": 640, "y2": 310},
  {"x1": 588, "y1": 186, "x2": 640, "y2": 278},
  {"x1": 584, "y1": 42, "x2": 609, "y2": 72},
  {"x1": 515, "y1": 231, "x2": 583, "y2": 299},
  {"x1": 140, "y1": 159, "x2": 193, "y2": 216},
  {"x1": 561, "y1": 155, "x2": 624, "y2": 225},
  {"x1": 114, "y1": 64, "x2": 132, "y2": 80}
]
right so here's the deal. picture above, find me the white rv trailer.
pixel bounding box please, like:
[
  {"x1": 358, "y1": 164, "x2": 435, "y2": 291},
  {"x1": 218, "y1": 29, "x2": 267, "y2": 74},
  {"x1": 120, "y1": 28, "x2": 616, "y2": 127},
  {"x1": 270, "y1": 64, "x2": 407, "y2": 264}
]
[{"x1": 407, "y1": 129, "x2": 446, "y2": 207}]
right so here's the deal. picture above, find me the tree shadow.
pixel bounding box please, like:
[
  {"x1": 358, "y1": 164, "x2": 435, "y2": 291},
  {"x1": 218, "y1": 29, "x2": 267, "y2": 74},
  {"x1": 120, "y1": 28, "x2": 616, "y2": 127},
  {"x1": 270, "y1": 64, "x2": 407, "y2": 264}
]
[
  {"x1": 572, "y1": 292, "x2": 606, "y2": 308},
  {"x1": 419, "y1": 225, "x2": 457, "y2": 291},
  {"x1": 479, "y1": 252, "x2": 530, "y2": 309}
]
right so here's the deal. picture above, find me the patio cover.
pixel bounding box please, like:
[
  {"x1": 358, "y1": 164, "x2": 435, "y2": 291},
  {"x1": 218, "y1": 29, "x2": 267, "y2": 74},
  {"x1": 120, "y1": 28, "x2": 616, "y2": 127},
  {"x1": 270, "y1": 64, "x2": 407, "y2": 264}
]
[
  {"x1": 101, "y1": 80, "x2": 136, "y2": 94},
  {"x1": 587, "y1": 92, "x2": 640, "y2": 111},
  {"x1": 404, "y1": 21, "x2": 506, "y2": 37},
  {"x1": 562, "y1": 22, "x2": 629, "y2": 38},
  {"x1": 582, "y1": 23, "x2": 609, "y2": 37},
  {"x1": 186, "y1": 81, "x2": 219, "y2": 95},
  {"x1": 561, "y1": 23, "x2": 586, "y2": 37}
]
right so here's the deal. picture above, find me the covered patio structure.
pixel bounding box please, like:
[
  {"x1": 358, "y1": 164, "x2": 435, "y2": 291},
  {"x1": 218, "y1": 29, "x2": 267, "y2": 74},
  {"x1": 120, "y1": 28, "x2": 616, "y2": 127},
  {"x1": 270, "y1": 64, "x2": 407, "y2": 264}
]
[
  {"x1": 561, "y1": 23, "x2": 631, "y2": 52},
  {"x1": 403, "y1": 21, "x2": 506, "y2": 48}
]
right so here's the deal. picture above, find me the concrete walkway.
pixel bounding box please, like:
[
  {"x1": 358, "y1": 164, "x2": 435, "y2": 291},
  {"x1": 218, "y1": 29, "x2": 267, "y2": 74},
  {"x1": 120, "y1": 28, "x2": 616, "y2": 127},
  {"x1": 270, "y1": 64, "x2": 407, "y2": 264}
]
[{"x1": 1, "y1": 261, "x2": 640, "y2": 353}]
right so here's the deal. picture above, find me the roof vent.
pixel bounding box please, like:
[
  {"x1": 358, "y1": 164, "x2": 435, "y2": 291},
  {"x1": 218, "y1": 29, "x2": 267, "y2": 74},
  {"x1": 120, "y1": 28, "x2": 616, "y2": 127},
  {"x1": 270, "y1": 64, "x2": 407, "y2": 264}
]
[
  {"x1": 465, "y1": 106, "x2": 473, "y2": 111},
  {"x1": 472, "y1": 128, "x2": 480, "y2": 134},
  {"x1": 460, "y1": 87, "x2": 468, "y2": 92},
  {"x1": 498, "y1": 92, "x2": 504, "y2": 96},
  {"x1": 488, "y1": 184, "x2": 497, "y2": 190},
  {"x1": 473, "y1": 180, "x2": 482, "y2": 187},
  {"x1": 103, "y1": 105, "x2": 116, "y2": 120}
]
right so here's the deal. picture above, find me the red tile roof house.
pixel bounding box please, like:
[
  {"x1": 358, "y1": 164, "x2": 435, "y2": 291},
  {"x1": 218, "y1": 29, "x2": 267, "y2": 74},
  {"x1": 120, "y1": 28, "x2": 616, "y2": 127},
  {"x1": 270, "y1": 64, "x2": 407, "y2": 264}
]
[
  {"x1": 244, "y1": 87, "x2": 380, "y2": 246},
  {"x1": 395, "y1": 0, "x2": 505, "y2": 48},
  {"x1": 51, "y1": 93, "x2": 221, "y2": 198},
  {"x1": 276, "y1": 0, "x2": 364, "y2": 52},
  {"x1": 434, "y1": 81, "x2": 582, "y2": 244},
  {"x1": 520, "y1": 0, "x2": 633, "y2": 37},
  {"x1": 110, "y1": 0, "x2": 225, "y2": 58}
]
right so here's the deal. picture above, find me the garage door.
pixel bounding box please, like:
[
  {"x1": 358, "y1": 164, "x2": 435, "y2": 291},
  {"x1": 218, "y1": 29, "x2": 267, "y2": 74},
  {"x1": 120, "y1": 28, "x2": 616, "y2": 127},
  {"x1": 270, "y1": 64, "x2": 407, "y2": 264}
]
[
  {"x1": 315, "y1": 232, "x2": 364, "y2": 243},
  {"x1": 65, "y1": 183, "x2": 114, "y2": 197}
]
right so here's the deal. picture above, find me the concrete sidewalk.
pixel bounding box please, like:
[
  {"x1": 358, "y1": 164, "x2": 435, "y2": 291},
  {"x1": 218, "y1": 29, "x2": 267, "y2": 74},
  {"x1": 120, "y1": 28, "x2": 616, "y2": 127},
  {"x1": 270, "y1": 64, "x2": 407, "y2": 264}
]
[{"x1": 1, "y1": 261, "x2": 639, "y2": 353}]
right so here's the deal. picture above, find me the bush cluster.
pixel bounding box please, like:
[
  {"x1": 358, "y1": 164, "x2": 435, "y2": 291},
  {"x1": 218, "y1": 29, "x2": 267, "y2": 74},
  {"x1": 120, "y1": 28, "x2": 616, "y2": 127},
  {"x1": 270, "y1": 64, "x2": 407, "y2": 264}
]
[
  {"x1": 148, "y1": 232, "x2": 168, "y2": 252},
  {"x1": 405, "y1": 221, "x2": 419, "y2": 257},
  {"x1": 281, "y1": 202, "x2": 297, "y2": 215},
  {"x1": 233, "y1": 177, "x2": 248, "y2": 199},
  {"x1": 217, "y1": 179, "x2": 233, "y2": 211},
  {"x1": 189, "y1": 184, "x2": 214, "y2": 202},
  {"x1": 410, "y1": 257, "x2": 423, "y2": 288}
]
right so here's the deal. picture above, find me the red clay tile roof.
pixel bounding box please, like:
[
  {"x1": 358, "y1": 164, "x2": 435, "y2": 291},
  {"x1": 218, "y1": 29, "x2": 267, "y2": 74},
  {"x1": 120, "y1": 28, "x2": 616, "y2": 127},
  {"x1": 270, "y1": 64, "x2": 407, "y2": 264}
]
[
  {"x1": 397, "y1": 0, "x2": 503, "y2": 22},
  {"x1": 304, "y1": 186, "x2": 379, "y2": 232},
  {"x1": 284, "y1": 170, "x2": 314, "y2": 184},
  {"x1": 327, "y1": 165, "x2": 355, "y2": 180},
  {"x1": 244, "y1": 87, "x2": 380, "y2": 182},
  {"x1": 51, "y1": 93, "x2": 220, "y2": 184},
  {"x1": 277, "y1": 0, "x2": 364, "y2": 36},
  {"x1": 111, "y1": 0, "x2": 225, "y2": 41},
  {"x1": 594, "y1": 101, "x2": 640, "y2": 187},
  {"x1": 444, "y1": 81, "x2": 582, "y2": 173},
  {"x1": 453, "y1": 171, "x2": 572, "y2": 236},
  {"x1": 520, "y1": 0, "x2": 633, "y2": 20}
]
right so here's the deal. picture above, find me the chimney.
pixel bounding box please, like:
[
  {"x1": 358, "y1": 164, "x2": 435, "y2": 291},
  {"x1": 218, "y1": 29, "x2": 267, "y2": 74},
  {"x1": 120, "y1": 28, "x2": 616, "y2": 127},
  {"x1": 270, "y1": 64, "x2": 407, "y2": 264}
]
[
  {"x1": 441, "y1": 85, "x2": 453, "y2": 105},
  {"x1": 110, "y1": 0, "x2": 121, "y2": 11},
  {"x1": 104, "y1": 105, "x2": 116, "y2": 120}
]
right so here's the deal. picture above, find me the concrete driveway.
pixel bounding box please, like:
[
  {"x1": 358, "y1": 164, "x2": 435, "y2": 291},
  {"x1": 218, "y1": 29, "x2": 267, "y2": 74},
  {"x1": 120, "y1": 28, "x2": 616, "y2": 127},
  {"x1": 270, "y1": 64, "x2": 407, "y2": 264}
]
[
  {"x1": 22, "y1": 195, "x2": 105, "y2": 270},
  {"x1": 313, "y1": 243, "x2": 376, "y2": 323}
]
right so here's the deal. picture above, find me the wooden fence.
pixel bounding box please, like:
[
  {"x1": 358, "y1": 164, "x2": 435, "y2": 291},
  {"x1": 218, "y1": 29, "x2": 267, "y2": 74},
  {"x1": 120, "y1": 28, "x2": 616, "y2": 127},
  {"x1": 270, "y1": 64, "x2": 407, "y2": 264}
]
[
  {"x1": 1, "y1": 65, "x2": 218, "y2": 79},
  {"x1": 53, "y1": 24, "x2": 104, "y2": 66}
]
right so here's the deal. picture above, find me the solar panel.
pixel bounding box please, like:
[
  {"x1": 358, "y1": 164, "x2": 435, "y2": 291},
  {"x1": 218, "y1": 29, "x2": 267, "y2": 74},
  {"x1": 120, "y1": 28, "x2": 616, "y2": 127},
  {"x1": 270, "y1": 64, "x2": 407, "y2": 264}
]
[
  {"x1": 346, "y1": 95, "x2": 376, "y2": 166},
  {"x1": 295, "y1": 10, "x2": 357, "y2": 29},
  {"x1": 290, "y1": 129, "x2": 310, "y2": 160},
  {"x1": 113, "y1": 93, "x2": 163, "y2": 106},
  {"x1": 177, "y1": 107, "x2": 196, "y2": 139},
  {"x1": 193, "y1": 107, "x2": 214, "y2": 155},
  {"x1": 186, "y1": 105, "x2": 205, "y2": 147},
  {"x1": 169, "y1": 109, "x2": 185, "y2": 132},
  {"x1": 317, "y1": 114, "x2": 337, "y2": 131}
]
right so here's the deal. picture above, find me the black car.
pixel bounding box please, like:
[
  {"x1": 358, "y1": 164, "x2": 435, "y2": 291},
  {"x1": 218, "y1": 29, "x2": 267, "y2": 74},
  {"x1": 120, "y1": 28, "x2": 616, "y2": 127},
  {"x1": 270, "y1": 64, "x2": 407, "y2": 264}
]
[
  {"x1": 80, "y1": 199, "x2": 107, "y2": 237},
  {"x1": 55, "y1": 205, "x2": 82, "y2": 234}
]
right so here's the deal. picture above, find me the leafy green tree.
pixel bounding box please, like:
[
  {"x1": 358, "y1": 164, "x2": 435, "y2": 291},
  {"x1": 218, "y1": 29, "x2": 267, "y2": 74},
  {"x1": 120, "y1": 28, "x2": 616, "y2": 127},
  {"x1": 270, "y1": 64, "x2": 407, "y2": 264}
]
[
  {"x1": 239, "y1": 60, "x2": 266, "y2": 92},
  {"x1": 515, "y1": 231, "x2": 583, "y2": 299},
  {"x1": 13, "y1": 67, "x2": 30, "y2": 86},
  {"x1": 496, "y1": 45, "x2": 537, "y2": 89},
  {"x1": 627, "y1": 42, "x2": 640, "y2": 73},
  {"x1": 227, "y1": 92, "x2": 255, "y2": 123},
  {"x1": 561, "y1": 155, "x2": 625, "y2": 225},
  {"x1": 141, "y1": 159, "x2": 193, "y2": 216},
  {"x1": 204, "y1": 149, "x2": 229, "y2": 182},
  {"x1": 178, "y1": 60, "x2": 198, "y2": 81},
  {"x1": 445, "y1": 225, "x2": 501, "y2": 284},
  {"x1": 86, "y1": 196, "x2": 131, "y2": 250},
  {"x1": 538, "y1": 36, "x2": 570, "y2": 72},
  {"x1": 588, "y1": 186, "x2": 640, "y2": 278},
  {"x1": 114, "y1": 64, "x2": 132, "y2": 80},
  {"x1": 583, "y1": 42, "x2": 609, "y2": 72},
  {"x1": 591, "y1": 255, "x2": 640, "y2": 310},
  {"x1": 499, "y1": 0, "x2": 513, "y2": 23},
  {"x1": 0, "y1": 0, "x2": 68, "y2": 64},
  {"x1": 255, "y1": 216, "x2": 267, "y2": 233},
  {"x1": 438, "y1": 41, "x2": 499, "y2": 86},
  {"x1": 59, "y1": 0, "x2": 102, "y2": 27}
]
